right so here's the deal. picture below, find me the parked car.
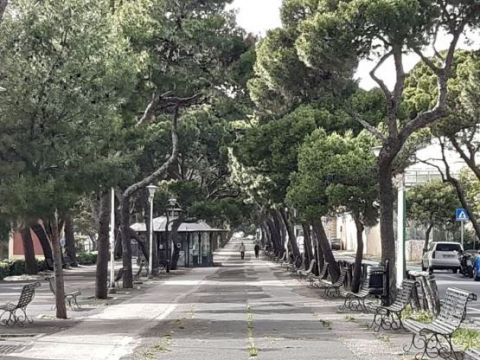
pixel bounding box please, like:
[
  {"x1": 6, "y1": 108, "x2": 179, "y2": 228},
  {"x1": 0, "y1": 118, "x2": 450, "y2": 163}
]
[
  {"x1": 330, "y1": 238, "x2": 343, "y2": 250},
  {"x1": 422, "y1": 242, "x2": 463, "y2": 273}
]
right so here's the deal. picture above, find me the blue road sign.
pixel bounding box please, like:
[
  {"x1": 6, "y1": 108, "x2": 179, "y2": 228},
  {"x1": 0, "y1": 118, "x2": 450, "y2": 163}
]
[{"x1": 456, "y1": 208, "x2": 469, "y2": 222}]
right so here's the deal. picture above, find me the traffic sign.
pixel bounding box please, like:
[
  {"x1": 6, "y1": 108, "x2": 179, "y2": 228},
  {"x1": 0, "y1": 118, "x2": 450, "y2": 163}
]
[{"x1": 456, "y1": 208, "x2": 469, "y2": 222}]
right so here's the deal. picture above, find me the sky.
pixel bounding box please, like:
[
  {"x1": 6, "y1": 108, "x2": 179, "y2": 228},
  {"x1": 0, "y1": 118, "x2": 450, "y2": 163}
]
[{"x1": 230, "y1": 0, "x2": 479, "y2": 90}]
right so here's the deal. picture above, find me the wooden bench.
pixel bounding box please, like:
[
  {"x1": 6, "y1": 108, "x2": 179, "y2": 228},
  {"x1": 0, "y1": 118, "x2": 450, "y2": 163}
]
[
  {"x1": 339, "y1": 266, "x2": 383, "y2": 312},
  {"x1": 46, "y1": 276, "x2": 81, "y2": 310},
  {"x1": 370, "y1": 279, "x2": 417, "y2": 332},
  {"x1": 403, "y1": 287, "x2": 477, "y2": 360},
  {"x1": 285, "y1": 256, "x2": 299, "y2": 272},
  {"x1": 309, "y1": 262, "x2": 329, "y2": 287},
  {"x1": 465, "y1": 348, "x2": 480, "y2": 360},
  {"x1": 0, "y1": 282, "x2": 40, "y2": 326},
  {"x1": 315, "y1": 266, "x2": 347, "y2": 297},
  {"x1": 297, "y1": 259, "x2": 316, "y2": 279}
]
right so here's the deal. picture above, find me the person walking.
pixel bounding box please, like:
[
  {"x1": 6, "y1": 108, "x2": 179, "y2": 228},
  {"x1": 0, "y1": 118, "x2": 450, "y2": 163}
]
[
  {"x1": 254, "y1": 243, "x2": 260, "y2": 259},
  {"x1": 239, "y1": 242, "x2": 246, "y2": 260}
]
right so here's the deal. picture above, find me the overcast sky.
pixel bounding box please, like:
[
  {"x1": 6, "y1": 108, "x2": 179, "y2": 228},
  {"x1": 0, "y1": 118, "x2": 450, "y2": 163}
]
[{"x1": 230, "y1": 0, "x2": 479, "y2": 90}]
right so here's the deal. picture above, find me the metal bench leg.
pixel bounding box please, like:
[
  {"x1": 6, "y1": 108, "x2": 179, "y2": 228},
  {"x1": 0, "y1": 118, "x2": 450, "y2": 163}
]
[
  {"x1": 414, "y1": 333, "x2": 434, "y2": 360},
  {"x1": 0, "y1": 310, "x2": 14, "y2": 326},
  {"x1": 437, "y1": 334, "x2": 459, "y2": 360},
  {"x1": 73, "y1": 295, "x2": 81, "y2": 310},
  {"x1": 370, "y1": 312, "x2": 382, "y2": 332},
  {"x1": 414, "y1": 333, "x2": 458, "y2": 360},
  {"x1": 403, "y1": 333, "x2": 425, "y2": 353},
  {"x1": 19, "y1": 308, "x2": 33, "y2": 325},
  {"x1": 339, "y1": 296, "x2": 350, "y2": 311}
]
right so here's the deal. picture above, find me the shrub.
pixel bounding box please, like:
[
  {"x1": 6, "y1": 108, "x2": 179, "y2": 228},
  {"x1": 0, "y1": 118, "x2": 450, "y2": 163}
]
[
  {"x1": 77, "y1": 252, "x2": 97, "y2": 265},
  {"x1": 0, "y1": 259, "x2": 52, "y2": 280},
  {"x1": 0, "y1": 262, "x2": 10, "y2": 280}
]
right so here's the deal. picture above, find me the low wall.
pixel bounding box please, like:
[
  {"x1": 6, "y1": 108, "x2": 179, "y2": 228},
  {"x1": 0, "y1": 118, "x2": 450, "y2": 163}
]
[{"x1": 406, "y1": 239, "x2": 424, "y2": 261}]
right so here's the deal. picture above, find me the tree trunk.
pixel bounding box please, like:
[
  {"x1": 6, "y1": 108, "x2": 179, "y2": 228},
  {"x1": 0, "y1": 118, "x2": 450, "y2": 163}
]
[
  {"x1": 423, "y1": 223, "x2": 434, "y2": 254},
  {"x1": 30, "y1": 223, "x2": 54, "y2": 269},
  {"x1": 352, "y1": 214, "x2": 365, "y2": 293},
  {"x1": 302, "y1": 223, "x2": 313, "y2": 270},
  {"x1": 273, "y1": 211, "x2": 287, "y2": 253},
  {"x1": 120, "y1": 195, "x2": 133, "y2": 288},
  {"x1": 95, "y1": 193, "x2": 110, "y2": 299},
  {"x1": 114, "y1": 231, "x2": 122, "y2": 258},
  {"x1": 64, "y1": 214, "x2": 77, "y2": 267},
  {"x1": 0, "y1": 0, "x2": 7, "y2": 23},
  {"x1": 266, "y1": 217, "x2": 282, "y2": 256},
  {"x1": 170, "y1": 217, "x2": 183, "y2": 270},
  {"x1": 310, "y1": 222, "x2": 324, "y2": 275},
  {"x1": 448, "y1": 177, "x2": 480, "y2": 243},
  {"x1": 266, "y1": 224, "x2": 275, "y2": 252},
  {"x1": 312, "y1": 219, "x2": 339, "y2": 281},
  {"x1": 378, "y1": 159, "x2": 397, "y2": 296},
  {"x1": 50, "y1": 213, "x2": 67, "y2": 319},
  {"x1": 20, "y1": 227, "x2": 38, "y2": 275},
  {"x1": 278, "y1": 208, "x2": 301, "y2": 262}
]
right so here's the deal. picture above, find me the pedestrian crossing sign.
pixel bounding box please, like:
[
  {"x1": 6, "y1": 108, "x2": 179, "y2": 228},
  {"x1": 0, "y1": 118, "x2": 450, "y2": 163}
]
[{"x1": 455, "y1": 208, "x2": 469, "y2": 222}]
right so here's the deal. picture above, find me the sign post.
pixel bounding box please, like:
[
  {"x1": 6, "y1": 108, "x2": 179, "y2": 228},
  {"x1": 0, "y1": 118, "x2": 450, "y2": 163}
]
[{"x1": 455, "y1": 208, "x2": 469, "y2": 248}]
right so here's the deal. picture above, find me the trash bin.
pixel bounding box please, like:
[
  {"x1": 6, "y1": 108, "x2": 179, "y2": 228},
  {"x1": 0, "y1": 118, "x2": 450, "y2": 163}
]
[{"x1": 368, "y1": 266, "x2": 385, "y2": 296}]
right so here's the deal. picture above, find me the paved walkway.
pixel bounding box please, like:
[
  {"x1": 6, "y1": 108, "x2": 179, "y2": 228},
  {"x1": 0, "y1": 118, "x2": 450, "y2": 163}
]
[{"x1": 2, "y1": 239, "x2": 413, "y2": 359}]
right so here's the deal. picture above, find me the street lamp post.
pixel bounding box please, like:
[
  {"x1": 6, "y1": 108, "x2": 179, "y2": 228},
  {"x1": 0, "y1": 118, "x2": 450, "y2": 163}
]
[
  {"x1": 165, "y1": 198, "x2": 178, "y2": 273},
  {"x1": 109, "y1": 187, "x2": 116, "y2": 292},
  {"x1": 146, "y1": 185, "x2": 158, "y2": 278},
  {"x1": 395, "y1": 174, "x2": 406, "y2": 285}
]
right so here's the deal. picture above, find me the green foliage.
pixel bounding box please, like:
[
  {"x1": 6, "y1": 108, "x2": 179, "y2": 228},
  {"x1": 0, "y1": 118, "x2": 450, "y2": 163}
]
[
  {"x1": 77, "y1": 252, "x2": 97, "y2": 265},
  {"x1": 287, "y1": 129, "x2": 378, "y2": 223},
  {"x1": 0, "y1": 0, "x2": 139, "y2": 223},
  {"x1": 453, "y1": 328, "x2": 480, "y2": 350},
  {"x1": 0, "y1": 259, "x2": 49, "y2": 280},
  {"x1": 404, "y1": 51, "x2": 480, "y2": 132},
  {"x1": 401, "y1": 305, "x2": 434, "y2": 323},
  {"x1": 407, "y1": 180, "x2": 460, "y2": 229},
  {"x1": 234, "y1": 106, "x2": 318, "y2": 206},
  {"x1": 460, "y1": 170, "x2": 480, "y2": 217}
]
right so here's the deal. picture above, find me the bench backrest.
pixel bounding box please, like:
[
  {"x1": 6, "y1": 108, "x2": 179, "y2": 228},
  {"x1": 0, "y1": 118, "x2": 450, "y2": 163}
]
[
  {"x1": 392, "y1": 279, "x2": 417, "y2": 305},
  {"x1": 319, "y1": 262, "x2": 329, "y2": 279},
  {"x1": 16, "y1": 282, "x2": 40, "y2": 309},
  {"x1": 333, "y1": 267, "x2": 347, "y2": 286},
  {"x1": 437, "y1": 287, "x2": 477, "y2": 327}
]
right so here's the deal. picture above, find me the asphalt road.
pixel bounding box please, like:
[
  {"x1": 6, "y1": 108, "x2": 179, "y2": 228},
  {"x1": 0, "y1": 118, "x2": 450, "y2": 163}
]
[{"x1": 431, "y1": 270, "x2": 480, "y2": 323}]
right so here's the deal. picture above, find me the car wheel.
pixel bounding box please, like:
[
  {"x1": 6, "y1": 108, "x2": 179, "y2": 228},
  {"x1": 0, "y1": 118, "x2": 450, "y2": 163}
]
[
  {"x1": 428, "y1": 267, "x2": 433, "y2": 274},
  {"x1": 421, "y1": 263, "x2": 426, "y2": 272},
  {"x1": 452, "y1": 268, "x2": 458, "y2": 274}
]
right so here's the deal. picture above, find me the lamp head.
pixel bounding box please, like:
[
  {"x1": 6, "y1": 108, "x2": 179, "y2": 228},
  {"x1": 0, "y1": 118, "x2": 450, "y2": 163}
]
[
  {"x1": 372, "y1": 146, "x2": 382, "y2": 158},
  {"x1": 146, "y1": 185, "x2": 158, "y2": 200}
]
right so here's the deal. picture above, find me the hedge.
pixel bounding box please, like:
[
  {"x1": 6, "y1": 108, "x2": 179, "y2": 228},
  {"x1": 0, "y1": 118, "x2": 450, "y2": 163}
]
[
  {"x1": 0, "y1": 259, "x2": 49, "y2": 280},
  {"x1": 77, "y1": 252, "x2": 97, "y2": 265},
  {"x1": 0, "y1": 252, "x2": 97, "y2": 280}
]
